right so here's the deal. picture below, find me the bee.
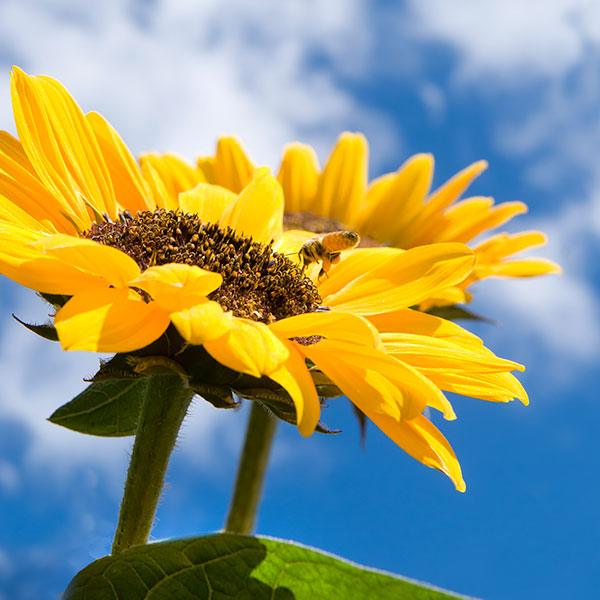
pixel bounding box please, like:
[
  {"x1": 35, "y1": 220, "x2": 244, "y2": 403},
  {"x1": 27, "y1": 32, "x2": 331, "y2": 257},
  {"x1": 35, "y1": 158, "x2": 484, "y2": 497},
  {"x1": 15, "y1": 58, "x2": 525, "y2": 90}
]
[{"x1": 298, "y1": 231, "x2": 360, "y2": 278}]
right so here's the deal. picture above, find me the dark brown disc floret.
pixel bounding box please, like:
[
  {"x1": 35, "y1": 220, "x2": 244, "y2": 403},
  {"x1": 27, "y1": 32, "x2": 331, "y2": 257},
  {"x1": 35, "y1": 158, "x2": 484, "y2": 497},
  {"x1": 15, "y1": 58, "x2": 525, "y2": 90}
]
[{"x1": 83, "y1": 209, "x2": 321, "y2": 323}]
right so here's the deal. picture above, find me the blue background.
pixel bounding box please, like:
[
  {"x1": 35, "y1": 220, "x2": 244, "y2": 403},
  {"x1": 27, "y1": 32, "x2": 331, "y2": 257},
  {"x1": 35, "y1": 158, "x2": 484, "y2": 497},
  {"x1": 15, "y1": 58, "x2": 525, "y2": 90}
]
[{"x1": 0, "y1": 1, "x2": 598, "y2": 598}]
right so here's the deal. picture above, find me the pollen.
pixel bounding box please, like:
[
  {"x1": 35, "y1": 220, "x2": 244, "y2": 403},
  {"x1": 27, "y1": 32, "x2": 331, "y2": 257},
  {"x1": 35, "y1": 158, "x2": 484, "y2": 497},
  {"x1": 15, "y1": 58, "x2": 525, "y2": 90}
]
[{"x1": 83, "y1": 209, "x2": 321, "y2": 323}]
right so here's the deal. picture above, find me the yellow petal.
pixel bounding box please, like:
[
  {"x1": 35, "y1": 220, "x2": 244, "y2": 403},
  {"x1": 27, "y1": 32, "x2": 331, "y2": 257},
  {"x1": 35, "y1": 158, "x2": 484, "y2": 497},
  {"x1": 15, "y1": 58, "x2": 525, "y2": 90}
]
[
  {"x1": 367, "y1": 308, "x2": 483, "y2": 348},
  {"x1": 302, "y1": 339, "x2": 447, "y2": 421},
  {"x1": 32, "y1": 233, "x2": 140, "y2": 287},
  {"x1": 269, "y1": 340, "x2": 321, "y2": 437},
  {"x1": 140, "y1": 160, "x2": 178, "y2": 210},
  {"x1": 272, "y1": 228, "x2": 315, "y2": 255},
  {"x1": 474, "y1": 231, "x2": 545, "y2": 258},
  {"x1": 400, "y1": 160, "x2": 489, "y2": 247},
  {"x1": 276, "y1": 143, "x2": 319, "y2": 213},
  {"x1": 269, "y1": 310, "x2": 380, "y2": 348},
  {"x1": 197, "y1": 155, "x2": 216, "y2": 183},
  {"x1": 204, "y1": 318, "x2": 289, "y2": 378},
  {"x1": 417, "y1": 285, "x2": 472, "y2": 311},
  {"x1": 86, "y1": 112, "x2": 155, "y2": 213},
  {"x1": 0, "y1": 224, "x2": 140, "y2": 294},
  {"x1": 11, "y1": 68, "x2": 118, "y2": 221},
  {"x1": 474, "y1": 258, "x2": 562, "y2": 279},
  {"x1": 169, "y1": 301, "x2": 233, "y2": 345},
  {"x1": 320, "y1": 244, "x2": 475, "y2": 315},
  {"x1": 179, "y1": 182, "x2": 237, "y2": 223},
  {"x1": 0, "y1": 193, "x2": 57, "y2": 232},
  {"x1": 313, "y1": 132, "x2": 367, "y2": 224},
  {"x1": 382, "y1": 333, "x2": 523, "y2": 373},
  {"x1": 0, "y1": 131, "x2": 82, "y2": 233},
  {"x1": 417, "y1": 369, "x2": 529, "y2": 405},
  {"x1": 359, "y1": 153, "x2": 433, "y2": 243},
  {"x1": 438, "y1": 200, "x2": 527, "y2": 243},
  {"x1": 218, "y1": 173, "x2": 283, "y2": 243},
  {"x1": 363, "y1": 412, "x2": 466, "y2": 492},
  {"x1": 212, "y1": 137, "x2": 255, "y2": 193},
  {"x1": 421, "y1": 160, "x2": 488, "y2": 218},
  {"x1": 139, "y1": 153, "x2": 205, "y2": 208},
  {"x1": 471, "y1": 231, "x2": 562, "y2": 278},
  {"x1": 54, "y1": 287, "x2": 170, "y2": 352},
  {"x1": 132, "y1": 263, "x2": 223, "y2": 313}
]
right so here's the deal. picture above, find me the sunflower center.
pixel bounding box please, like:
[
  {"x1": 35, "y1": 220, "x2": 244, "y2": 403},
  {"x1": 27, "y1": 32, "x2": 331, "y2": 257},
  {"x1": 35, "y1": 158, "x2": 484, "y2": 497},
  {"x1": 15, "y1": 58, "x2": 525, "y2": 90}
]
[{"x1": 83, "y1": 209, "x2": 321, "y2": 323}]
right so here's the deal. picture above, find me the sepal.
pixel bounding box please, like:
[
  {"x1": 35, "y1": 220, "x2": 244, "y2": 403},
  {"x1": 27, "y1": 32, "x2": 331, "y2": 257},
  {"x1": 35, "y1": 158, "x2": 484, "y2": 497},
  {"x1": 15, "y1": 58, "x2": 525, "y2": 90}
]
[{"x1": 12, "y1": 314, "x2": 59, "y2": 341}]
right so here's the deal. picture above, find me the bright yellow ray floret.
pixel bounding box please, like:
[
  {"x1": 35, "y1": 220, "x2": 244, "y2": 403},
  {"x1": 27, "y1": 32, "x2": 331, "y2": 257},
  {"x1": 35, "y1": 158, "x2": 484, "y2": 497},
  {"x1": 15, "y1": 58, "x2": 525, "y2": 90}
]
[
  {"x1": 0, "y1": 67, "x2": 534, "y2": 491},
  {"x1": 193, "y1": 134, "x2": 561, "y2": 306}
]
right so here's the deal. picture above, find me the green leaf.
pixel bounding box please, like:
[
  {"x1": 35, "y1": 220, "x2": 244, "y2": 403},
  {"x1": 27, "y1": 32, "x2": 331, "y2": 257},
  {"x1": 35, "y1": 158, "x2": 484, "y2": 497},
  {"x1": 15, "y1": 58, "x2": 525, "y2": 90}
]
[
  {"x1": 63, "y1": 534, "x2": 471, "y2": 599},
  {"x1": 48, "y1": 379, "x2": 147, "y2": 437}
]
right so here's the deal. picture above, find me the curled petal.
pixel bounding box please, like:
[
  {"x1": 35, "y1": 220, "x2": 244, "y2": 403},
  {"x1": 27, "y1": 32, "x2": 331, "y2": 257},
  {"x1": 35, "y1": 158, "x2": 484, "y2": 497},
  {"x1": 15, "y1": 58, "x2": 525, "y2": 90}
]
[
  {"x1": 269, "y1": 340, "x2": 320, "y2": 437},
  {"x1": 0, "y1": 224, "x2": 139, "y2": 294},
  {"x1": 54, "y1": 287, "x2": 170, "y2": 352},
  {"x1": 302, "y1": 339, "x2": 448, "y2": 422},
  {"x1": 381, "y1": 333, "x2": 524, "y2": 373},
  {"x1": 132, "y1": 263, "x2": 222, "y2": 313},
  {"x1": 169, "y1": 301, "x2": 233, "y2": 346},
  {"x1": 204, "y1": 318, "x2": 289, "y2": 378},
  {"x1": 367, "y1": 308, "x2": 484, "y2": 348},
  {"x1": 269, "y1": 310, "x2": 380, "y2": 348},
  {"x1": 363, "y1": 412, "x2": 466, "y2": 492}
]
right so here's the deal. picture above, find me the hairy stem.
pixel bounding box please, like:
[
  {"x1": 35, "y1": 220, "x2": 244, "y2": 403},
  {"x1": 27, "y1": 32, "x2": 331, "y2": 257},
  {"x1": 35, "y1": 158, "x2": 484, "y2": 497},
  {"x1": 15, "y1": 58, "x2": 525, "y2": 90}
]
[
  {"x1": 111, "y1": 374, "x2": 193, "y2": 554},
  {"x1": 224, "y1": 402, "x2": 277, "y2": 534}
]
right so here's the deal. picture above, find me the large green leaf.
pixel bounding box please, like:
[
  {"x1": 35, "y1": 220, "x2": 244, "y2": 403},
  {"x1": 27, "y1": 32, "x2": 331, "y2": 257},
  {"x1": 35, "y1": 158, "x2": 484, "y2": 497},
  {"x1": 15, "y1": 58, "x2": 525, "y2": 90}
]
[
  {"x1": 48, "y1": 379, "x2": 147, "y2": 437},
  {"x1": 63, "y1": 534, "x2": 472, "y2": 599}
]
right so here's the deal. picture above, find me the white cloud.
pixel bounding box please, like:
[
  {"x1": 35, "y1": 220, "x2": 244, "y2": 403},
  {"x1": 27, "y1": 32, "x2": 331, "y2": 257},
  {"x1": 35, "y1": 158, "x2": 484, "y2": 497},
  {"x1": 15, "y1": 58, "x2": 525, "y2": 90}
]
[
  {"x1": 0, "y1": 284, "x2": 241, "y2": 493},
  {"x1": 471, "y1": 199, "x2": 600, "y2": 363},
  {"x1": 0, "y1": 461, "x2": 19, "y2": 494},
  {"x1": 402, "y1": 0, "x2": 600, "y2": 362},
  {"x1": 0, "y1": 547, "x2": 13, "y2": 578},
  {"x1": 0, "y1": 0, "x2": 398, "y2": 492},
  {"x1": 408, "y1": 0, "x2": 600, "y2": 83},
  {"x1": 0, "y1": 0, "x2": 397, "y2": 169}
]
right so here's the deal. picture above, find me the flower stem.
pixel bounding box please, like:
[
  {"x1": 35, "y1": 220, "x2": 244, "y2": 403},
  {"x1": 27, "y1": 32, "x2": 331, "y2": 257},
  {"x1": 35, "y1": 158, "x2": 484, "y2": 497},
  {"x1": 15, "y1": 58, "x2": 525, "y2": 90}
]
[
  {"x1": 111, "y1": 374, "x2": 193, "y2": 554},
  {"x1": 224, "y1": 402, "x2": 277, "y2": 534}
]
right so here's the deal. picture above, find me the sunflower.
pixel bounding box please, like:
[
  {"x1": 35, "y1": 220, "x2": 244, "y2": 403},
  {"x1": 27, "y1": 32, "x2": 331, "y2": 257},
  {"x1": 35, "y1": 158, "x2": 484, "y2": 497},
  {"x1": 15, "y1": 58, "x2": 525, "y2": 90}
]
[
  {"x1": 191, "y1": 134, "x2": 561, "y2": 307},
  {"x1": 0, "y1": 68, "x2": 529, "y2": 491}
]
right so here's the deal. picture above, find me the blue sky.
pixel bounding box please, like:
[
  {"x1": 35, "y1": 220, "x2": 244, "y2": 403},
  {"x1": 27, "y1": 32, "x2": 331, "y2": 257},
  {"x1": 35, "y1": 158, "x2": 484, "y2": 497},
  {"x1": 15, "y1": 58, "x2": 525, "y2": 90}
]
[{"x1": 1, "y1": 1, "x2": 599, "y2": 598}]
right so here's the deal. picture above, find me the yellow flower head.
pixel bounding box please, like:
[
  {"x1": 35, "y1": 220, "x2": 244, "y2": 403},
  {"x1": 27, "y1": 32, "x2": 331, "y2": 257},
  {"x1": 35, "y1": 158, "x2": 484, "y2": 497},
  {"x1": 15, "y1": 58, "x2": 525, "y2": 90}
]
[
  {"x1": 0, "y1": 68, "x2": 531, "y2": 491},
  {"x1": 196, "y1": 134, "x2": 561, "y2": 307}
]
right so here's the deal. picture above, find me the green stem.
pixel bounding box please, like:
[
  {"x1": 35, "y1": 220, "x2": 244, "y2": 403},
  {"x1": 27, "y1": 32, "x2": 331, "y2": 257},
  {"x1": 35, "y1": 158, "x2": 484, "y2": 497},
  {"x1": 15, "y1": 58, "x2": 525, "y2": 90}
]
[
  {"x1": 111, "y1": 374, "x2": 193, "y2": 554},
  {"x1": 224, "y1": 402, "x2": 277, "y2": 534}
]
